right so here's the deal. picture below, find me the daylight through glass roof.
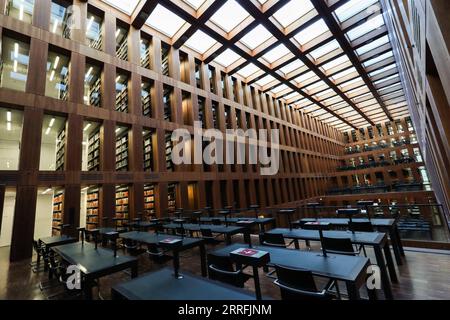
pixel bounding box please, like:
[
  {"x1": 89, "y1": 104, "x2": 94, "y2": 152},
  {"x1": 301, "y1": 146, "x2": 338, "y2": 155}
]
[{"x1": 100, "y1": 0, "x2": 409, "y2": 131}]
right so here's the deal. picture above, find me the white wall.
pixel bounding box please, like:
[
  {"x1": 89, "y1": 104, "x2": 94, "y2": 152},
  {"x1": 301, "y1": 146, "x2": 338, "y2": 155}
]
[
  {"x1": 80, "y1": 191, "x2": 87, "y2": 228},
  {"x1": 33, "y1": 193, "x2": 53, "y2": 241},
  {"x1": 39, "y1": 142, "x2": 57, "y2": 171},
  {"x1": 0, "y1": 193, "x2": 16, "y2": 247}
]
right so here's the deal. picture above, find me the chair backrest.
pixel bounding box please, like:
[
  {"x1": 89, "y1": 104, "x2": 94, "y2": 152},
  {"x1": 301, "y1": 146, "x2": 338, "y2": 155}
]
[
  {"x1": 260, "y1": 233, "x2": 286, "y2": 248},
  {"x1": 176, "y1": 227, "x2": 186, "y2": 236},
  {"x1": 274, "y1": 265, "x2": 329, "y2": 300},
  {"x1": 322, "y1": 237, "x2": 356, "y2": 256},
  {"x1": 147, "y1": 243, "x2": 163, "y2": 257},
  {"x1": 207, "y1": 254, "x2": 246, "y2": 288},
  {"x1": 349, "y1": 221, "x2": 374, "y2": 232},
  {"x1": 201, "y1": 228, "x2": 214, "y2": 238}
]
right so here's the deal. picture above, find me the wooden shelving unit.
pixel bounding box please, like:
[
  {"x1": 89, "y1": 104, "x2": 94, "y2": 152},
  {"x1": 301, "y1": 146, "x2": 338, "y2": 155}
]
[
  {"x1": 144, "y1": 184, "x2": 155, "y2": 218},
  {"x1": 141, "y1": 47, "x2": 150, "y2": 69},
  {"x1": 88, "y1": 128, "x2": 100, "y2": 171},
  {"x1": 116, "y1": 85, "x2": 128, "y2": 113},
  {"x1": 161, "y1": 45, "x2": 169, "y2": 76},
  {"x1": 143, "y1": 131, "x2": 153, "y2": 171},
  {"x1": 163, "y1": 86, "x2": 171, "y2": 121},
  {"x1": 116, "y1": 38, "x2": 128, "y2": 61},
  {"x1": 116, "y1": 132, "x2": 129, "y2": 171},
  {"x1": 56, "y1": 129, "x2": 66, "y2": 171},
  {"x1": 167, "y1": 183, "x2": 176, "y2": 213},
  {"x1": 165, "y1": 132, "x2": 173, "y2": 172},
  {"x1": 59, "y1": 73, "x2": 69, "y2": 101},
  {"x1": 198, "y1": 97, "x2": 205, "y2": 128},
  {"x1": 52, "y1": 190, "x2": 64, "y2": 236},
  {"x1": 86, "y1": 187, "x2": 99, "y2": 230},
  {"x1": 89, "y1": 77, "x2": 101, "y2": 107},
  {"x1": 142, "y1": 89, "x2": 152, "y2": 117},
  {"x1": 90, "y1": 33, "x2": 103, "y2": 51},
  {"x1": 115, "y1": 185, "x2": 129, "y2": 227}
]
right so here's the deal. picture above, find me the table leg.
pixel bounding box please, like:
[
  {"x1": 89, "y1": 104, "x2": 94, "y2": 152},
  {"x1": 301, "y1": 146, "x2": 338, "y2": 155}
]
[
  {"x1": 374, "y1": 245, "x2": 393, "y2": 300},
  {"x1": 131, "y1": 261, "x2": 138, "y2": 278},
  {"x1": 383, "y1": 242, "x2": 398, "y2": 283},
  {"x1": 253, "y1": 266, "x2": 262, "y2": 300},
  {"x1": 83, "y1": 277, "x2": 93, "y2": 300},
  {"x1": 173, "y1": 250, "x2": 182, "y2": 279},
  {"x1": 394, "y1": 225, "x2": 405, "y2": 256},
  {"x1": 294, "y1": 239, "x2": 300, "y2": 250},
  {"x1": 345, "y1": 281, "x2": 360, "y2": 300},
  {"x1": 389, "y1": 228, "x2": 403, "y2": 266},
  {"x1": 199, "y1": 243, "x2": 207, "y2": 277},
  {"x1": 226, "y1": 234, "x2": 232, "y2": 245},
  {"x1": 244, "y1": 230, "x2": 251, "y2": 245}
]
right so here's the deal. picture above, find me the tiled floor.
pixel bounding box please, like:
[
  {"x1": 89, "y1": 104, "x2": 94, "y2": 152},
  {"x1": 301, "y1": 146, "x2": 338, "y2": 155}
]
[{"x1": 1, "y1": 235, "x2": 449, "y2": 300}]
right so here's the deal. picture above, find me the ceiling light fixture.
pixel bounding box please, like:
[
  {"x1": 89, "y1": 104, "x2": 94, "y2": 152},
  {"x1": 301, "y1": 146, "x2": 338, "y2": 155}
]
[
  {"x1": 52, "y1": 19, "x2": 59, "y2": 33},
  {"x1": 14, "y1": 43, "x2": 19, "y2": 58},
  {"x1": 86, "y1": 16, "x2": 94, "y2": 32},
  {"x1": 49, "y1": 70, "x2": 55, "y2": 81},
  {"x1": 85, "y1": 67, "x2": 93, "y2": 79},
  {"x1": 13, "y1": 60, "x2": 18, "y2": 73},
  {"x1": 115, "y1": 29, "x2": 121, "y2": 38},
  {"x1": 54, "y1": 56, "x2": 60, "y2": 69},
  {"x1": 49, "y1": 117, "x2": 55, "y2": 127},
  {"x1": 6, "y1": 122, "x2": 11, "y2": 131},
  {"x1": 83, "y1": 123, "x2": 91, "y2": 131},
  {"x1": 7, "y1": 111, "x2": 12, "y2": 122},
  {"x1": 45, "y1": 127, "x2": 51, "y2": 135},
  {"x1": 19, "y1": 4, "x2": 24, "y2": 20}
]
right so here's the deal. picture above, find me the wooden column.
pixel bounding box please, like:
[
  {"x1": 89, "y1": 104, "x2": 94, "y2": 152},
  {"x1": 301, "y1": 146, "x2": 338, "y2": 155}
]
[{"x1": 10, "y1": 186, "x2": 38, "y2": 262}]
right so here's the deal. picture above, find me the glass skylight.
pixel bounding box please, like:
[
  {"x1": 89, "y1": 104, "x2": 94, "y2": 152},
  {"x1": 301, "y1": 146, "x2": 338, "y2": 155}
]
[
  {"x1": 262, "y1": 44, "x2": 291, "y2": 63},
  {"x1": 346, "y1": 14, "x2": 384, "y2": 41},
  {"x1": 213, "y1": 49, "x2": 241, "y2": 67},
  {"x1": 280, "y1": 60, "x2": 305, "y2": 76},
  {"x1": 185, "y1": 30, "x2": 217, "y2": 54},
  {"x1": 102, "y1": 0, "x2": 140, "y2": 14},
  {"x1": 146, "y1": 5, "x2": 188, "y2": 37},
  {"x1": 210, "y1": 0, "x2": 250, "y2": 33},
  {"x1": 272, "y1": 0, "x2": 315, "y2": 28},
  {"x1": 255, "y1": 75, "x2": 276, "y2": 87},
  {"x1": 334, "y1": 0, "x2": 379, "y2": 23},
  {"x1": 182, "y1": 0, "x2": 207, "y2": 10},
  {"x1": 270, "y1": 84, "x2": 289, "y2": 95},
  {"x1": 293, "y1": 19, "x2": 329, "y2": 46},
  {"x1": 236, "y1": 63, "x2": 260, "y2": 78},
  {"x1": 356, "y1": 35, "x2": 389, "y2": 55},
  {"x1": 309, "y1": 40, "x2": 341, "y2": 60},
  {"x1": 240, "y1": 25, "x2": 272, "y2": 50}
]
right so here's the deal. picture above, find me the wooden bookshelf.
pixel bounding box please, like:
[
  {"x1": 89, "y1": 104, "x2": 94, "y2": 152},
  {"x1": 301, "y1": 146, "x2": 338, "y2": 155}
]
[
  {"x1": 142, "y1": 89, "x2": 152, "y2": 117},
  {"x1": 165, "y1": 132, "x2": 173, "y2": 172},
  {"x1": 141, "y1": 47, "x2": 150, "y2": 69},
  {"x1": 116, "y1": 38, "x2": 128, "y2": 61},
  {"x1": 52, "y1": 190, "x2": 64, "y2": 236},
  {"x1": 116, "y1": 85, "x2": 128, "y2": 113},
  {"x1": 90, "y1": 33, "x2": 103, "y2": 51},
  {"x1": 56, "y1": 129, "x2": 66, "y2": 171},
  {"x1": 163, "y1": 86, "x2": 171, "y2": 121},
  {"x1": 62, "y1": 12, "x2": 72, "y2": 39},
  {"x1": 161, "y1": 45, "x2": 169, "y2": 76},
  {"x1": 88, "y1": 128, "x2": 100, "y2": 171},
  {"x1": 116, "y1": 133, "x2": 129, "y2": 171},
  {"x1": 143, "y1": 131, "x2": 153, "y2": 171},
  {"x1": 144, "y1": 184, "x2": 155, "y2": 218},
  {"x1": 89, "y1": 77, "x2": 101, "y2": 107},
  {"x1": 115, "y1": 185, "x2": 129, "y2": 227},
  {"x1": 86, "y1": 187, "x2": 99, "y2": 230},
  {"x1": 198, "y1": 97, "x2": 205, "y2": 128},
  {"x1": 59, "y1": 73, "x2": 69, "y2": 101},
  {"x1": 167, "y1": 183, "x2": 176, "y2": 213}
]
